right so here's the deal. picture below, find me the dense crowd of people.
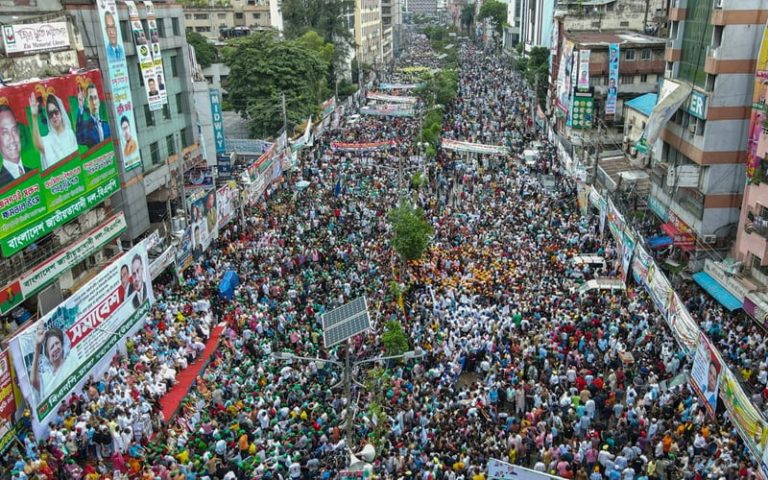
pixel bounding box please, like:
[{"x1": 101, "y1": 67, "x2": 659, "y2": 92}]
[{"x1": 3, "y1": 32, "x2": 767, "y2": 480}]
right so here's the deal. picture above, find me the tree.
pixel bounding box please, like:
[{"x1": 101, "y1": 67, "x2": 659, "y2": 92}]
[
  {"x1": 518, "y1": 46, "x2": 550, "y2": 109},
  {"x1": 461, "y1": 4, "x2": 475, "y2": 34},
  {"x1": 478, "y1": 0, "x2": 507, "y2": 33},
  {"x1": 224, "y1": 31, "x2": 328, "y2": 136},
  {"x1": 280, "y1": 0, "x2": 354, "y2": 81},
  {"x1": 186, "y1": 31, "x2": 218, "y2": 68},
  {"x1": 381, "y1": 320, "x2": 410, "y2": 357},
  {"x1": 389, "y1": 200, "x2": 432, "y2": 263}
]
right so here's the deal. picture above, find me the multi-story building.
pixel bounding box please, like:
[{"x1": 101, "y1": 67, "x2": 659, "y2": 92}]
[
  {"x1": 181, "y1": 0, "x2": 272, "y2": 40},
  {"x1": 381, "y1": 0, "x2": 395, "y2": 62},
  {"x1": 356, "y1": 0, "x2": 384, "y2": 66},
  {"x1": 554, "y1": 0, "x2": 667, "y2": 34},
  {"x1": 505, "y1": 0, "x2": 555, "y2": 51},
  {"x1": 406, "y1": 0, "x2": 438, "y2": 16},
  {"x1": 0, "y1": 2, "x2": 133, "y2": 323},
  {"x1": 648, "y1": 0, "x2": 765, "y2": 257}
]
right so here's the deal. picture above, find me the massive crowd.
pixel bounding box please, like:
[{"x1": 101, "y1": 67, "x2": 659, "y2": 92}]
[{"x1": 3, "y1": 32, "x2": 767, "y2": 480}]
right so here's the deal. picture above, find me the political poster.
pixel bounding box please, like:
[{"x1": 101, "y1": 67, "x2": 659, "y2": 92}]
[
  {"x1": 321, "y1": 97, "x2": 336, "y2": 119},
  {"x1": 720, "y1": 368, "x2": 768, "y2": 460},
  {"x1": 557, "y1": 41, "x2": 574, "y2": 114},
  {"x1": 125, "y1": 0, "x2": 165, "y2": 111},
  {"x1": 577, "y1": 49, "x2": 590, "y2": 91},
  {"x1": 620, "y1": 229, "x2": 636, "y2": 284},
  {"x1": 96, "y1": 0, "x2": 142, "y2": 171},
  {"x1": 367, "y1": 92, "x2": 418, "y2": 104},
  {"x1": 216, "y1": 180, "x2": 239, "y2": 228},
  {"x1": 188, "y1": 188, "x2": 218, "y2": 259},
  {"x1": 487, "y1": 458, "x2": 558, "y2": 479},
  {"x1": 0, "y1": 70, "x2": 120, "y2": 257},
  {"x1": 606, "y1": 44, "x2": 619, "y2": 116},
  {"x1": 747, "y1": 20, "x2": 768, "y2": 181},
  {"x1": 690, "y1": 333, "x2": 721, "y2": 418},
  {"x1": 0, "y1": 350, "x2": 23, "y2": 455},
  {"x1": 8, "y1": 242, "x2": 154, "y2": 437},
  {"x1": 441, "y1": 139, "x2": 509, "y2": 155},
  {"x1": 360, "y1": 104, "x2": 416, "y2": 117},
  {"x1": 142, "y1": 1, "x2": 168, "y2": 107}
]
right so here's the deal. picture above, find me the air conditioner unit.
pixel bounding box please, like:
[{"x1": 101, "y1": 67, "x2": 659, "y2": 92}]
[
  {"x1": 703, "y1": 234, "x2": 717, "y2": 244},
  {"x1": 688, "y1": 123, "x2": 696, "y2": 134},
  {"x1": 714, "y1": 0, "x2": 723, "y2": 8}
]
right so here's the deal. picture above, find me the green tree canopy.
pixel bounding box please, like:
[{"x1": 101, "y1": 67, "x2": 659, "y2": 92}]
[
  {"x1": 295, "y1": 30, "x2": 335, "y2": 65},
  {"x1": 389, "y1": 200, "x2": 433, "y2": 263},
  {"x1": 186, "y1": 31, "x2": 218, "y2": 68},
  {"x1": 382, "y1": 320, "x2": 410, "y2": 357},
  {"x1": 224, "y1": 31, "x2": 329, "y2": 137},
  {"x1": 478, "y1": 0, "x2": 507, "y2": 33}
]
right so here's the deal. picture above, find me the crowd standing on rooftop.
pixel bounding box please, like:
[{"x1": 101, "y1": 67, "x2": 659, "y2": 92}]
[{"x1": 3, "y1": 32, "x2": 767, "y2": 480}]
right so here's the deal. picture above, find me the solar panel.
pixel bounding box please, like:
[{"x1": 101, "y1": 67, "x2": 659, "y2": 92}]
[{"x1": 322, "y1": 296, "x2": 371, "y2": 348}]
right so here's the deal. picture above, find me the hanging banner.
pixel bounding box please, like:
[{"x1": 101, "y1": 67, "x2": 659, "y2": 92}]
[
  {"x1": 556, "y1": 41, "x2": 574, "y2": 114},
  {"x1": 746, "y1": 20, "x2": 768, "y2": 181},
  {"x1": 360, "y1": 104, "x2": 416, "y2": 117},
  {"x1": 291, "y1": 116, "x2": 313, "y2": 152},
  {"x1": 606, "y1": 198, "x2": 625, "y2": 247},
  {"x1": 0, "y1": 213, "x2": 126, "y2": 314},
  {"x1": 640, "y1": 81, "x2": 692, "y2": 149},
  {"x1": 96, "y1": 0, "x2": 142, "y2": 171},
  {"x1": 184, "y1": 166, "x2": 214, "y2": 190},
  {"x1": 216, "y1": 180, "x2": 239, "y2": 228},
  {"x1": 125, "y1": 0, "x2": 164, "y2": 111},
  {"x1": 606, "y1": 43, "x2": 620, "y2": 116},
  {"x1": 330, "y1": 140, "x2": 395, "y2": 152},
  {"x1": 487, "y1": 458, "x2": 558, "y2": 480},
  {"x1": 378, "y1": 83, "x2": 424, "y2": 90},
  {"x1": 577, "y1": 49, "x2": 590, "y2": 91},
  {"x1": 690, "y1": 333, "x2": 722, "y2": 418},
  {"x1": 188, "y1": 188, "x2": 218, "y2": 259},
  {"x1": 321, "y1": 97, "x2": 336, "y2": 119},
  {"x1": 142, "y1": 1, "x2": 167, "y2": 107},
  {"x1": 8, "y1": 242, "x2": 155, "y2": 438},
  {"x1": 620, "y1": 229, "x2": 636, "y2": 284},
  {"x1": 720, "y1": 368, "x2": 768, "y2": 461},
  {"x1": 367, "y1": 92, "x2": 418, "y2": 104},
  {"x1": 209, "y1": 88, "x2": 225, "y2": 154},
  {"x1": 0, "y1": 350, "x2": 23, "y2": 455},
  {"x1": 441, "y1": 139, "x2": 509, "y2": 155},
  {"x1": 598, "y1": 196, "x2": 607, "y2": 238}
]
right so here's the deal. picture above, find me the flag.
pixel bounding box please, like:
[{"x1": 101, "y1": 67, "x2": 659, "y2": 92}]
[
  {"x1": 334, "y1": 177, "x2": 342, "y2": 197},
  {"x1": 0, "y1": 281, "x2": 22, "y2": 314}
]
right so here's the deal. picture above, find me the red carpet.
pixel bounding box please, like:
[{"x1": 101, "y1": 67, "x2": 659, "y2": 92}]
[{"x1": 159, "y1": 323, "x2": 226, "y2": 422}]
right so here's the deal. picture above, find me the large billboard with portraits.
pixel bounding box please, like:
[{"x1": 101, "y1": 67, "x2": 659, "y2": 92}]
[
  {"x1": 96, "y1": 0, "x2": 142, "y2": 172},
  {"x1": 0, "y1": 70, "x2": 120, "y2": 257},
  {"x1": 8, "y1": 241, "x2": 154, "y2": 438},
  {"x1": 188, "y1": 188, "x2": 218, "y2": 259}
]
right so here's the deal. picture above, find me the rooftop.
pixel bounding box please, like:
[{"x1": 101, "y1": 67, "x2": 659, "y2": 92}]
[
  {"x1": 625, "y1": 93, "x2": 658, "y2": 117},
  {"x1": 565, "y1": 30, "x2": 666, "y2": 48}
]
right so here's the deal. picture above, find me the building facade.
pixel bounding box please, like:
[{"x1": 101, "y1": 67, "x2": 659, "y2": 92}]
[
  {"x1": 356, "y1": 0, "x2": 384, "y2": 66},
  {"x1": 555, "y1": 0, "x2": 666, "y2": 35},
  {"x1": 182, "y1": 0, "x2": 272, "y2": 40}
]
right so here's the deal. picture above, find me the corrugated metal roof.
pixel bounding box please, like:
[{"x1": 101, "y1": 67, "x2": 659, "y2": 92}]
[{"x1": 625, "y1": 93, "x2": 658, "y2": 117}]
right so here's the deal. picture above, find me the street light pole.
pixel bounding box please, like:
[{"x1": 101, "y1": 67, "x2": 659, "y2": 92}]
[{"x1": 344, "y1": 341, "x2": 353, "y2": 448}]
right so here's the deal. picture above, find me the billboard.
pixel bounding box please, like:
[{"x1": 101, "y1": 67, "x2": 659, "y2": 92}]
[
  {"x1": 0, "y1": 213, "x2": 126, "y2": 314},
  {"x1": 606, "y1": 43, "x2": 619, "y2": 116},
  {"x1": 188, "y1": 188, "x2": 218, "y2": 259},
  {"x1": 96, "y1": 0, "x2": 142, "y2": 172},
  {"x1": 217, "y1": 180, "x2": 239, "y2": 228},
  {"x1": 143, "y1": 1, "x2": 168, "y2": 107},
  {"x1": 8, "y1": 242, "x2": 155, "y2": 437},
  {"x1": 210, "y1": 89, "x2": 226, "y2": 154},
  {"x1": 0, "y1": 350, "x2": 23, "y2": 455},
  {"x1": 570, "y1": 90, "x2": 594, "y2": 129},
  {"x1": 690, "y1": 333, "x2": 721, "y2": 418},
  {"x1": 747, "y1": 20, "x2": 768, "y2": 181},
  {"x1": 2, "y1": 22, "x2": 70, "y2": 55},
  {"x1": 577, "y1": 49, "x2": 590, "y2": 91},
  {"x1": 0, "y1": 70, "x2": 120, "y2": 257},
  {"x1": 126, "y1": 0, "x2": 165, "y2": 111},
  {"x1": 556, "y1": 41, "x2": 574, "y2": 114}
]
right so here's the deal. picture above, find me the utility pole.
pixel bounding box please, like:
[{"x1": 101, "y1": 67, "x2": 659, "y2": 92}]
[
  {"x1": 175, "y1": 132, "x2": 187, "y2": 218},
  {"x1": 643, "y1": 0, "x2": 650, "y2": 33},
  {"x1": 344, "y1": 340, "x2": 353, "y2": 451},
  {"x1": 593, "y1": 120, "x2": 602, "y2": 188},
  {"x1": 281, "y1": 92, "x2": 288, "y2": 134}
]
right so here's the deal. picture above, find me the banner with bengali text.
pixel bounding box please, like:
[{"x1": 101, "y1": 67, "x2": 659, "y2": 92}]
[
  {"x1": 125, "y1": 0, "x2": 165, "y2": 111},
  {"x1": 367, "y1": 92, "x2": 418, "y2": 104},
  {"x1": 330, "y1": 140, "x2": 395, "y2": 152},
  {"x1": 441, "y1": 138, "x2": 509, "y2": 155},
  {"x1": 142, "y1": 1, "x2": 168, "y2": 107}
]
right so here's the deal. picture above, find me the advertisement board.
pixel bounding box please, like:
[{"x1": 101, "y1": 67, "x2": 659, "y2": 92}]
[
  {"x1": 96, "y1": 0, "x2": 142, "y2": 172},
  {"x1": 125, "y1": 0, "x2": 165, "y2": 111},
  {"x1": 690, "y1": 333, "x2": 721, "y2": 418},
  {"x1": 0, "y1": 213, "x2": 126, "y2": 314},
  {"x1": 8, "y1": 242, "x2": 155, "y2": 437},
  {"x1": 185, "y1": 166, "x2": 214, "y2": 190},
  {"x1": 216, "y1": 180, "x2": 239, "y2": 228},
  {"x1": 747, "y1": 20, "x2": 768, "y2": 181},
  {"x1": 210, "y1": 88, "x2": 226, "y2": 154},
  {"x1": 556, "y1": 41, "x2": 574, "y2": 114},
  {"x1": 620, "y1": 229, "x2": 635, "y2": 284},
  {"x1": 0, "y1": 350, "x2": 23, "y2": 455},
  {"x1": 143, "y1": 1, "x2": 168, "y2": 107},
  {"x1": 2, "y1": 22, "x2": 70, "y2": 55},
  {"x1": 188, "y1": 188, "x2": 218, "y2": 259},
  {"x1": 0, "y1": 70, "x2": 120, "y2": 257},
  {"x1": 570, "y1": 90, "x2": 593, "y2": 129},
  {"x1": 720, "y1": 368, "x2": 768, "y2": 460},
  {"x1": 606, "y1": 44, "x2": 619, "y2": 116}
]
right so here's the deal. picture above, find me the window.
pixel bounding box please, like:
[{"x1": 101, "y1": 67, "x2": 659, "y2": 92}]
[
  {"x1": 150, "y1": 141, "x2": 161, "y2": 165},
  {"x1": 170, "y1": 55, "x2": 179, "y2": 77},
  {"x1": 678, "y1": 0, "x2": 713, "y2": 87},
  {"x1": 120, "y1": 20, "x2": 130, "y2": 41},
  {"x1": 590, "y1": 76, "x2": 604, "y2": 86},
  {"x1": 641, "y1": 48, "x2": 651, "y2": 60},
  {"x1": 619, "y1": 21, "x2": 629, "y2": 27},
  {"x1": 218, "y1": 13, "x2": 227, "y2": 19},
  {"x1": 194, "y1": 13, "x2": 209, "y2": 20},
  {"x1": 157, "y1": 18, "x2": 166, "y2": 38},
  {"x1": 172, "y1": 17, "x2": 181, "y2": 36},
  {"x1": 166, "y1": 135, "x2": 175, "y2": 157},
  {"x1": 144, "y1": 104, "x2": 155, "y2": 126},
  {"x1": 640, "y1": 74, "x2": 648, "y2": 82},
  {"x1": 235, "y1": 12, "x2": 244, "y2": 19},
  {"x1": 163, "y1": 102, "x2": 171, "y2": 120},
  {"x1": 625, "y1": 49, "x2": 635, "y2": 60},
  {"x1": 252, "y1": 13, "x2": 261, "y2": 19},
  {"x1": 620, "y1": 75, "x2": 634, "y2": 85},
  {"x1": 195, "y1": 26, "x2": 211, "y2": 32},
  {"x1": 705, "y1": 73, "x2": 716, "y2": 92},
  {"x1": 136, "y1": 64, "x2": 144, "y2": 86},
  {"x1": 181, "y1": 127, "x2": 191, "y2": 146},
  {"x1": 185, "y1": 14, "x2": 192, "y2": 20},
  {"x1": 176, "y1": 92, "x2": 184, "y2": 114}
]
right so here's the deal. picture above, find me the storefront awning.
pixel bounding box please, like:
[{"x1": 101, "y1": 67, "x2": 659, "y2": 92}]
[
  {"x1": 660, "y1": 223, "x2": 696, "y2": 251},
  {"x1": 647, "y1": 235, "x2": 672, "y2": 249},
  {"x1": 692, "y1": 272, "x2": 743, "y2": 311}
]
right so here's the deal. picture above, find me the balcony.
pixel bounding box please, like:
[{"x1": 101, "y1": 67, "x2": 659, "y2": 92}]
[{"x1": 745, "y1": 208, "x2": 768, "y2": 239}]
